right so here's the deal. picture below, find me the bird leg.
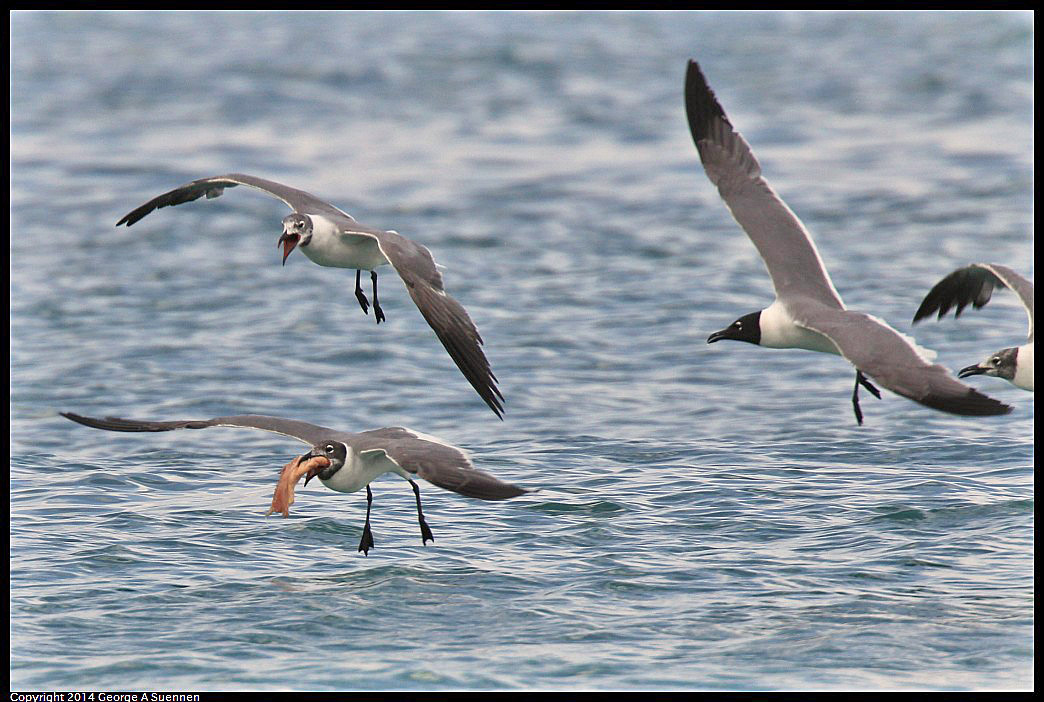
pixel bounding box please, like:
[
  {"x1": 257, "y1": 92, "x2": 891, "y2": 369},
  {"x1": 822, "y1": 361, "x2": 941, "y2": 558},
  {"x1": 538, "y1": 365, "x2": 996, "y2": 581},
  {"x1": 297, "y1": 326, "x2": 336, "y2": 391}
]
[
  {"x1": 358, "y1": 485, "x2": 375, "y2": 556},
  {"x1": 409, "y1": 479, "x2": 435, "y2": 546},
  {"x1": 354, "y1": 270, "x2": 370, "y2": 315},
  {"x1": 851, "y1": 370, "x2": 882, "y2": 426},
  {"x1": 371, "y1": 271, "x2": 385, "y2": 324}
]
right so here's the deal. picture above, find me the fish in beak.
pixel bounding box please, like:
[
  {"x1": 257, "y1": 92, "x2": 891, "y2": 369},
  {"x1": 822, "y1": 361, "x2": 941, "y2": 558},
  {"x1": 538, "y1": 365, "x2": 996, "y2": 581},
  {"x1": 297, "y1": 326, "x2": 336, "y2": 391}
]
[{"x1": 301, "y1": 450, "x2": 323, "y2": 486}]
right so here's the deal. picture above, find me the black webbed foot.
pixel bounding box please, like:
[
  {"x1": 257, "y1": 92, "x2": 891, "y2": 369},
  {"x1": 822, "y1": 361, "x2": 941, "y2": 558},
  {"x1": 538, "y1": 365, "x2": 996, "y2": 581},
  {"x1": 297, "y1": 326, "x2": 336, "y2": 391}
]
[
  {"x1": 418, "y1": 518, "x2": 434, "y2": 546},
  {"x1": 409, "y1": 479, "x2": 435, "y2": 546},
  {"x1": 358, "y1": 523, "x2": 375, "y2": 556}
]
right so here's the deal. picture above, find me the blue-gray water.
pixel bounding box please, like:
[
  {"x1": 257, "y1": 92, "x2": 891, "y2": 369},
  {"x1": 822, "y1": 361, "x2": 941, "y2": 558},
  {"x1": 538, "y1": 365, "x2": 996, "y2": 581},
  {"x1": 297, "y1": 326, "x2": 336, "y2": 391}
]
[{"x1": 10, "y1": 11, "x2": 1033, "y2": 691}]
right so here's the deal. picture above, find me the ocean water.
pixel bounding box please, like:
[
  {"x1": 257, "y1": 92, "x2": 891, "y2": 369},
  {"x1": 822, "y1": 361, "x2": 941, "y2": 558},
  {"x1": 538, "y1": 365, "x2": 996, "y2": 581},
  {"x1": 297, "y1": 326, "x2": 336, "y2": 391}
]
[{"x1": 9, "y1": 10, "x2": 1033, "y2": 691}]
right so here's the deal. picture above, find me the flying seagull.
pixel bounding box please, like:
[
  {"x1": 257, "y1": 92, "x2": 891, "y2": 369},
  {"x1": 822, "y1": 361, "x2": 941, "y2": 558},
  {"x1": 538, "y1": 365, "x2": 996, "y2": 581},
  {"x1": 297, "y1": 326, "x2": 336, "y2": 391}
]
[
  {"x1": 116, "y1": 174, "x2": 504, "y2": 418},
  {"x1": 60, "y1": 411, "x2": 527, "y2": 554},
  {"x1": 913, "y1": 263, "x2": 1033, "y2": 391},
  {"x1": 684, "y1": 59, "x2": 1012, "y2": 424}
]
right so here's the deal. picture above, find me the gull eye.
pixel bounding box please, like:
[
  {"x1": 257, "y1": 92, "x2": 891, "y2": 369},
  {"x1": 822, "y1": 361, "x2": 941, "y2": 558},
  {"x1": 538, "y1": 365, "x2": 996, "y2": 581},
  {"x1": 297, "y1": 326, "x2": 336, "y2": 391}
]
[
  {"x1": 990, "y1": 357, "x2": 1002, "y2": 367},
  {"x1": 325, "y1": 444, "x2": 335, "y2": 453}
]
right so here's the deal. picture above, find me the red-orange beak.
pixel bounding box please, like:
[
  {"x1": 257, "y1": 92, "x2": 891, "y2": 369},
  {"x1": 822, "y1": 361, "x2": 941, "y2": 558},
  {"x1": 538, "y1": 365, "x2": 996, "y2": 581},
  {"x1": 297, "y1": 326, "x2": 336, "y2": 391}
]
[{"x1": 277, "y1": 232, "x2": 300, "y2": 266}]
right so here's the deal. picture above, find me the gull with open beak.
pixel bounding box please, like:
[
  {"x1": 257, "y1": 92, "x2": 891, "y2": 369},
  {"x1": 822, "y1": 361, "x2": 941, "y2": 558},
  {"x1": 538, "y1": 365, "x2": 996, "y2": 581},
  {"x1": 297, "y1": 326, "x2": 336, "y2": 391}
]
[{"x1": 117, "y1": 173, "x2": 504, "y2": 418}]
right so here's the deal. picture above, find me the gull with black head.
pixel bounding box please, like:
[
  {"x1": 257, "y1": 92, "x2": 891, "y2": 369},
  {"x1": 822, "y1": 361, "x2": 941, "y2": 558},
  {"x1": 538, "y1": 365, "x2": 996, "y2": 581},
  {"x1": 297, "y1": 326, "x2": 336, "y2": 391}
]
[
  {"x1": 684, "y1": 59, "x2": 1012, "y2": 424},
  {"x1": 117, "y1": 174, "x2": 504, "y2": 418},
  {"x1": 61, "y1": 411, "x2": 527, "y2": 555},
  {"x1": 913, "y1": 263, "x2": 1033, "y2": 391}
]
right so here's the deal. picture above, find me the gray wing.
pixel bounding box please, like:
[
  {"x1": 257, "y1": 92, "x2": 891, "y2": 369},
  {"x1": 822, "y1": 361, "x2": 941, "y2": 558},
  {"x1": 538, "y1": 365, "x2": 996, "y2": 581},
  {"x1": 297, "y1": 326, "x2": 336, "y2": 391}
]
[
  {"x1": 787, "y1": 301, "x2": 1013, "y2": 417},
  {"x1": 116, "y1": 173, "x2": 353, "y2": 227},
  {"x1": 913, "y1": 263, "x2": 1034, "y2": 342},
  {"x1": 60, "y1": 412, "x2": 335, "y2": 446},
  {"x1": 684, "y1": 60, "x2": 845, "y2": 308},
  {"x1": 364, "y1": 229, "x2": 504, "y2": 419},
  {"x1": 353, "y1": 427, "x2": 525, "y2": 500}
]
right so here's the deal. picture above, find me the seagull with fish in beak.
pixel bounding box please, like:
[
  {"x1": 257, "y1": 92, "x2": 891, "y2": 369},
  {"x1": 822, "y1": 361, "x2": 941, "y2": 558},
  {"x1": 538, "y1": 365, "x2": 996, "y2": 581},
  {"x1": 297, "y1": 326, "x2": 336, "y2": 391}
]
[{"x1": 62, "y1": 411, "x2": 529, "y2": 555}]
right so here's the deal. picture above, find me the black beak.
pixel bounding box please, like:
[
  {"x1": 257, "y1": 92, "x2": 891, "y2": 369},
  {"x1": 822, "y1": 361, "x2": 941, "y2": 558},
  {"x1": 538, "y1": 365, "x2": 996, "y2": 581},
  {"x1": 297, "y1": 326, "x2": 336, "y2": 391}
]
[
  {"x1": 707, "y1": 327, "x2": 730, "y2": 344},
  {"x1": 957, "y1": 363, "x2": 986, "y2": 379}
]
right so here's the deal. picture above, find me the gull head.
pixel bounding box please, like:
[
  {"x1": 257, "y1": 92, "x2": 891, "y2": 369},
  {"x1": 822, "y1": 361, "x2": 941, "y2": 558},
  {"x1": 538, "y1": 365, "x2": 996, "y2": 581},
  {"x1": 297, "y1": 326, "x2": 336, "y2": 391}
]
[
  {"x1": 278, "y1": 213, "x2": 313, "y2": 265},
  {"x1": 708, "y1": 311, "x2": 762, "y2": 345},
  {"x1": 958, "y1": 347, "x2": 1018, "y2": 383},
  {"x1": 302, "y1": 440, "x2": 348, "y2": 486}
]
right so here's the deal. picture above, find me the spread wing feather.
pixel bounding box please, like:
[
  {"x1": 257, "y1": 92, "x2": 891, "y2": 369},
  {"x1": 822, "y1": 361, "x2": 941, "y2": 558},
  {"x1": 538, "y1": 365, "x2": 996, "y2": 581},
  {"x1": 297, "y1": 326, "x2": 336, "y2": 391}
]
[
  {"x1": 914, "y1": 263, "x2": 1033, "y2": 342},
  {"x1": 60, "y1": 412, "x2": 334, "y2": 446},
  {"x1": 788, "y1": 303, "x2": 1013, "y2": 417},
  {"x1": 368, "y1": 230, "x2": 504, "y2": 418},
  {"x1": 116, "y1": 173, "x2": 352, "y2": 227}
]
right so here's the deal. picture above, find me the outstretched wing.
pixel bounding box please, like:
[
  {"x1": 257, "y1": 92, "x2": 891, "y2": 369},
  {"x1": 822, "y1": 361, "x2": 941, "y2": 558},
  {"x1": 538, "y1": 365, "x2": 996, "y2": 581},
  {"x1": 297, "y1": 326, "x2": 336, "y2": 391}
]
[
  {"x1": 364, "y1": 229, "x2": 504, "y2": 419},
  {"x1": 116, "y1": 173, "x2": 353, "y2": 227},
  {"x1": 684, "y1": 60, "x2": 845, "y2": 309},
  {"x1": 787, "y1": 302, "x2": 1013, "y2": 417},
  {"x1": 60, "y1": 412, "x2": 335, "y2": 446},
  {"x1": 355, "y1": 428, "x2": 525, "y2": 500},
  {"x1": 914, "y1": 263, "x2": 1034, "y2": 342}
]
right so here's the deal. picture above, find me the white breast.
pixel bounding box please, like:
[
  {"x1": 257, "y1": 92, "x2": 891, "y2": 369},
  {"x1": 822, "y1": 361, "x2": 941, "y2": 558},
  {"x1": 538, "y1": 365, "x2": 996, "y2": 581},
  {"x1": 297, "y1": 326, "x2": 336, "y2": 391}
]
[
  {"x1": 319, "y1": 446, "x2": 410, "y2": 494},
  {"x1": 1014, "y1": 343, "x2": 1034, "y2": 391},
  {"x1": 759, "y1": 300, "x2": 841, "y2": 355},
  {"x1": 301, "y1": 214, "x2": 390, "y2": 271}
]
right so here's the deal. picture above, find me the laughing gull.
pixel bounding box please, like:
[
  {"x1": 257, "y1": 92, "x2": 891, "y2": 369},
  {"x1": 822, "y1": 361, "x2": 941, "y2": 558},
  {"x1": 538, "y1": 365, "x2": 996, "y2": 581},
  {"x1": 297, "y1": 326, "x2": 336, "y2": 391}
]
[
  {"x1": 684, "y1": 59, "x2": 1012, "y2": 424},
  {"x1": 913, "y1": 263, "x2": 1034, "y2": 391},
  {"x1": 60, "y1": 411, "x2": 527, "y2": 554},
  {"x1": 116, "y1": 174, "x2": 504, "y2": 418}
]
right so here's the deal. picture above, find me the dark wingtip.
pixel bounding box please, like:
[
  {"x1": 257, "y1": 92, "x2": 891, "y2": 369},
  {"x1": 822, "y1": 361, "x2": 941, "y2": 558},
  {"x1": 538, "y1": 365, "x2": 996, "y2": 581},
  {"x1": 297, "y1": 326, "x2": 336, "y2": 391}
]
[
  {"x1": 911, "y1": 301, "x2": 931, "y2": 325},
  {"x1": 60, "y1": 411, "x2": 90, "y2": 425},
  {"x1": 488, "y1": 376, "x2": 505, "y2": 419},
  {"x1": 482, "y1": 401, "x2": 504, "y2": 420},
  {"x1": 59, "y1": 412, "x2": 209, "y2": 432},
  {"x1": 60, "y1": 411, "x2": 120, "y2": 431},
  {"x1": 60, "y1": 411, "x2": 138, "y2": 431},
  {"x1": 913, "y1": 265, "x2": 1000, "y2": 325},
  {"x1": 442, "y1": 336, "x2": 505, "y2": 420},
  {"x1": 473, "y1": 482, "x2": 527, "y2": 500},
  {"x1": 912, "y1": 288, "x2": 955, "y2": 325},
  {"x1": 684, "y1": 58, "x2": 729, "y2": 147},
  {"x1": 918, "y1": 389, "x2": 1013, "y2": 417},
  {"x1": 115, "y1": 207, "x2": 148, "y2": 227},
  {"x1": 473, "y1": 376, "x2": 504, "y2": 419}
]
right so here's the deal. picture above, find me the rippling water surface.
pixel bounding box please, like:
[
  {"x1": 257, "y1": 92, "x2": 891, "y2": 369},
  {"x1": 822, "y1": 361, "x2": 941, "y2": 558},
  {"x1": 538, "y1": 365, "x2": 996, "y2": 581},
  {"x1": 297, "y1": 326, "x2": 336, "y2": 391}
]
[{"x1": 10, "y1": 10, "x2": 1033, "y2": 691}]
